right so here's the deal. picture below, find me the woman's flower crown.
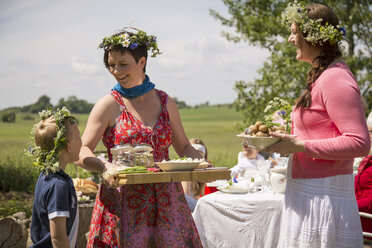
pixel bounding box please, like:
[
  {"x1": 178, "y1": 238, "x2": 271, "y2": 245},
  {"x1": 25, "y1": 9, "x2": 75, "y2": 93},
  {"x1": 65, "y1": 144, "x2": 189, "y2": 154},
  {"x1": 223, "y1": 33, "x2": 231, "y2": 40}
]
[
  {"x1": 281, "y1": 1, "x2": 345, "y2": 45},
  {"x1": 26, "y1": 107, "x2": 76, "y2": 174},
  {"x1": 98, "y1": 27, "x2": 161, "y2": 57}
]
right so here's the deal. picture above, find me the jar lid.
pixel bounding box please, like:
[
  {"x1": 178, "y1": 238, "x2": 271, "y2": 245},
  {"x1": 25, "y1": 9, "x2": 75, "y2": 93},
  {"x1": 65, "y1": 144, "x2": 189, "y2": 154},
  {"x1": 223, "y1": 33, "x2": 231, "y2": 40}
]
[
  {"x1": 111, "y1": 144, "x2": 134, "y2": 155},
  {"x1": 133, "y1": 144, "x2": 153, "y2": 153}
]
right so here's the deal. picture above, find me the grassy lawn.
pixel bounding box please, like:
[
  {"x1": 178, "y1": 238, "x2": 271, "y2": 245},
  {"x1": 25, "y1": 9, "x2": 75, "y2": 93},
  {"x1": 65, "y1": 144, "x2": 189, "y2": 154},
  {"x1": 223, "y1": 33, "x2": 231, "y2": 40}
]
[{"x1": 0, "y1": 106, "x2": 243, "y2": 189}]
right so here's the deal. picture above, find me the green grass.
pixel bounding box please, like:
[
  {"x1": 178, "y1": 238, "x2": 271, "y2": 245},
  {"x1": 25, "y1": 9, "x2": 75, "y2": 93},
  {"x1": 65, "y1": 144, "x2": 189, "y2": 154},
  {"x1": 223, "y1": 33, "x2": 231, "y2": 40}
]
[{"x1": 0, "y1": 106, "x2": 243, "y2": 190}]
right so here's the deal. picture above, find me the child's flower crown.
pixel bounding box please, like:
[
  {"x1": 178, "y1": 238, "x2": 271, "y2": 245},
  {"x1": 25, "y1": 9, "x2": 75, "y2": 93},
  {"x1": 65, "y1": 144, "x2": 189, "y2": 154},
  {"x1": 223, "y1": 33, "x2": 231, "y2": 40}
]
[
  {"x1": 281, "y1": 1, "x2": 345, "y2": 45},
  {"x1": 26, "y1": 107, "x2": 76, "y2": 174},
  {"x1": 98, "y1": 27, "x2": 161, "y2": 57}
]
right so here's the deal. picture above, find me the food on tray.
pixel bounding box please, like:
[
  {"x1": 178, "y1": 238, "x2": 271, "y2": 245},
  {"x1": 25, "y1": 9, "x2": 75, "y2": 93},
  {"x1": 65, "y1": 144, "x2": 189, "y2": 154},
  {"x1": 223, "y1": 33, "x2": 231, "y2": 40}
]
[
  {"x1": 244, "y1": 121, "x2": 288, "y2": 137},
  {"x1": 157, "y1": 157, "x2": 203, "y2": 171},
  {"x1": 196, "y1": 160, "x2": 211, "y2": 169},
  {"x1": 114, "y1": 166, "x2": 153, "y2": 174},
  {"x1": 73, "y1": 178, "x2": 98, "y2": 194},
  {"x1": 161, "y1": 157, "x2": 203, "y2": 163}
]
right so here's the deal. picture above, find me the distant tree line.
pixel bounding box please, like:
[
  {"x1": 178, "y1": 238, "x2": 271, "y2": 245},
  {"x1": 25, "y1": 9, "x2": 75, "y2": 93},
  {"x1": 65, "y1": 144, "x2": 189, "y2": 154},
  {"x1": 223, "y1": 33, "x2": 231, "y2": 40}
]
[
  {"x1": 0, "y1": 95, "x2": 94, "y2": 123},
  {"x1": 19, "y1": 95, "x2": 94, "y2": 114}
]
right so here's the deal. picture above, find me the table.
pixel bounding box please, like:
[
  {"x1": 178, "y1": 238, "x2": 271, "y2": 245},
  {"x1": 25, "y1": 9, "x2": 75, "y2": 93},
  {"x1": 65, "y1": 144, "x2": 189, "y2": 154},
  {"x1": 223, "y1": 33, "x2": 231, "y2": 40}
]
[
  {"x1": 193, "y1": 190, "x2": 284, "y2": 248},
  {"x1": 116, "y1": 169, "x2": 231, "y2": 185}
]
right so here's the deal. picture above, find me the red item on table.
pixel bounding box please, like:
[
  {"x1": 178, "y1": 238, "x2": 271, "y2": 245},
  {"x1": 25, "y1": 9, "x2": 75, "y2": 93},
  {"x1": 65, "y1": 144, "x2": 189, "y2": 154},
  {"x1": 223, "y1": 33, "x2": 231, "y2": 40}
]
[{"x1": 204, "y1": 185, "x2": 219, "y2": 195}]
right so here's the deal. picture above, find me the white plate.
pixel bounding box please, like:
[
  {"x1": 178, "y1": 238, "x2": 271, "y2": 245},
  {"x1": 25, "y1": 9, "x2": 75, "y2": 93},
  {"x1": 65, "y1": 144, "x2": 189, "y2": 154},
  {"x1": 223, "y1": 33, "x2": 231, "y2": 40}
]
[
  {"x1": 217, "y1": 186, "x2": 250, "y2": 194},
  {"x1": 157, "y1": 161, "x2": 200, "y2": 171}
]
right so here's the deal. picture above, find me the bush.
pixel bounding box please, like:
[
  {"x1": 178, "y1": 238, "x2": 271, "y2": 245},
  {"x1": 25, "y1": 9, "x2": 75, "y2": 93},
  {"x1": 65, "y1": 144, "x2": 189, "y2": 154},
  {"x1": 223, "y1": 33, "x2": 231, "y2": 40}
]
[
  {"x1": 0, "y1": 191, "x2": 33, "y2": 218},
  {"x1": 0, "y1": 146, "x2": 39, "y2": 193},
  {"x1": 1, "y1": 111, "x2": 16, "y2": 123}
]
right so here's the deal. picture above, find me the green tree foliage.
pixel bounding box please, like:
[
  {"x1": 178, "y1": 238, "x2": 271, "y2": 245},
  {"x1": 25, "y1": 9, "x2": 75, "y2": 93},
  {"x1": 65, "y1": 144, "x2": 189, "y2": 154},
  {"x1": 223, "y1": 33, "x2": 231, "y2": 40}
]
[
  {"x1": 211, "y1": 0, "x2": 371, "y2": 127},
  {"x1": 17, "y1": 95, "x2": 94, "y2": 114},
  {"x1": 1, "y1": 110, "x2": 16, "y2": 123},
  {"x1": 28, "y1": 95, "x2": 53, "y2": 113},
  {"x1": 56, "y1": 96, "x2": 94, "y2": 113},
  {"x1": 173, "y1": 97, "x2": 190, "y2": 109}
]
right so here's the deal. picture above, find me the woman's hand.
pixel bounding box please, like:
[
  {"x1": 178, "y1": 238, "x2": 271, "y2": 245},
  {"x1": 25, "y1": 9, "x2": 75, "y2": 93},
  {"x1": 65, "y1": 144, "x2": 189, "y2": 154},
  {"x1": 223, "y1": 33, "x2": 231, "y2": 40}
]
[
  {"x1": 264, "y1": 132, "x2": 305, "y2": 155},
  {"x1": 101, "y1": 162, "x2": 120, "y2": 188}
]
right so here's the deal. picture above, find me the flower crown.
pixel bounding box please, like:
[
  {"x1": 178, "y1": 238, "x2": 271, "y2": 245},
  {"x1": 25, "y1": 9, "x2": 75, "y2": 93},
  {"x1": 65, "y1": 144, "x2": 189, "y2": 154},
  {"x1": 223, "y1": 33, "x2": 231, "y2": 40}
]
[
  {"x1": 281, "y1": 1, "x2": 345, "y2": 45},
  {"x1": 98, "y1": 27, "x2": 161, "y2": 57},
  {"x1": 26, "y1": 107, "x2": 76, "y2": 174}
]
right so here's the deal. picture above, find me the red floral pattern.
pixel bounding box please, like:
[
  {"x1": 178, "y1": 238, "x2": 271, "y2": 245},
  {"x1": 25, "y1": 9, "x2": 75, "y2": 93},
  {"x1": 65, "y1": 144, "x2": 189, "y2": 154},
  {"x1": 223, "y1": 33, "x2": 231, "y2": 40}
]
[{"x1": 87, "y1": 89, "x2": 202, "y2": 248}]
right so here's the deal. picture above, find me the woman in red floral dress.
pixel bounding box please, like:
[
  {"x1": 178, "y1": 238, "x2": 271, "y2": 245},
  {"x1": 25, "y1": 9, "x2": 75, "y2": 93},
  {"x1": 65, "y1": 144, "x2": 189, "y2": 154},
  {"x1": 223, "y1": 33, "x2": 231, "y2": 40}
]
[{"x1": 76, "y1": 28, "x2": 203, "y2": 247}]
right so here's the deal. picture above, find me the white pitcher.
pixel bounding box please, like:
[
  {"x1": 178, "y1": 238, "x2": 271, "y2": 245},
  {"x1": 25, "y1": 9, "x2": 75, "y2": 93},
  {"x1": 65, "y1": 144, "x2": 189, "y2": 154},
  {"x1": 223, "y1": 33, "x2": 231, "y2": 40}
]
[{"x1": 269, "y1": 166, "x2": 287, "y2": 194}]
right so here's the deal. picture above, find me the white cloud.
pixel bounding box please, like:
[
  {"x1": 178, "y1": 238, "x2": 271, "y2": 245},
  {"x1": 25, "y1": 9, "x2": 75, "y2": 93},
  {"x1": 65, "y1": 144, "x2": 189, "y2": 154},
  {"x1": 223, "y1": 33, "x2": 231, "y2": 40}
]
[{"x1": 71, "y1": 56, "x2": 98, "y2": 74}]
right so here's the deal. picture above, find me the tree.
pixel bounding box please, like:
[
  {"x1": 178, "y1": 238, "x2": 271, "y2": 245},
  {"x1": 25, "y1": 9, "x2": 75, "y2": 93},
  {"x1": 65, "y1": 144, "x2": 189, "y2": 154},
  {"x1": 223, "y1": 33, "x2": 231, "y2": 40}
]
[
  {"x1": 29, "y1": 95, "x2": 53, "y2": 113},
  {"x1": 211, "y1": 0, "x2": 371, "y2": 127},
  {"x1": 56, "y1": 96, "x2": 94, "y2": 113}
]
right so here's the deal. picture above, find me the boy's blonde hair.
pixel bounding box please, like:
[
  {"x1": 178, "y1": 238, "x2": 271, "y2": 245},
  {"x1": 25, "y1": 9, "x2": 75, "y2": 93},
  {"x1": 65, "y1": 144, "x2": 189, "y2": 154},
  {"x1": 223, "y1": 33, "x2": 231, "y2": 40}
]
[
  {"x1": 35, "y1": 116, "x2": 59, "y2": 151},
  {"x1": 35, "y1": 117, "x2": 73, "y2": 151},
  {"x1": 27, "y1": 107, "x2": 76, "y2": 174}
]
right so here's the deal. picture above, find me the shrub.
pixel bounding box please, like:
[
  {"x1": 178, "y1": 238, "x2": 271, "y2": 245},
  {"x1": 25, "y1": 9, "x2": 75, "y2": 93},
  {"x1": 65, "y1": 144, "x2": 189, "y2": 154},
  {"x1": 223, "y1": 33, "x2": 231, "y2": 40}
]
[
  {"x1": 0, "y1": 191, "x2": 33, "y2": 218},
  {"x1": 0, "y1": 145, "x2": 39, "y2": 193},
  {"x1": 1, "y1": 111, "x2": 16, "y2": 123}
]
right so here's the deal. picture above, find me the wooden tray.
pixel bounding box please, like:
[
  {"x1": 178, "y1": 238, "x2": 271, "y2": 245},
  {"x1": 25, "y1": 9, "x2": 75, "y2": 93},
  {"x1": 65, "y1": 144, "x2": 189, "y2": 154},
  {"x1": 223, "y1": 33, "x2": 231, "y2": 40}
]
[{"x1": 115, "y1": 169, "x2": 230, "y2": 185}]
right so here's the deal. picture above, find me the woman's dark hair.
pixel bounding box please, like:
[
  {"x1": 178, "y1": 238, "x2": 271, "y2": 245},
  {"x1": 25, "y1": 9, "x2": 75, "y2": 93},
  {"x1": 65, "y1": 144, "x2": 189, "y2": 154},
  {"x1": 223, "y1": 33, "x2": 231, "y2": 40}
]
[
  {"x1": 103, "y1": 31, "x2": 148, "y2": 73},
  {"x1": 295, "y1": 4, "x2": 342, "y2": 109}
]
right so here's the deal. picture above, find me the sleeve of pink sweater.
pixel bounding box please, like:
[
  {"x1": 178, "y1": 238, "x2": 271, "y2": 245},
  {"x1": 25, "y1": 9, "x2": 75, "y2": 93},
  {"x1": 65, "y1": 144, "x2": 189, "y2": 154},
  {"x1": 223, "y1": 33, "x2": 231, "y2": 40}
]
[{"x1": 304, "y1": 64, "x2": 371, "y2": 160}]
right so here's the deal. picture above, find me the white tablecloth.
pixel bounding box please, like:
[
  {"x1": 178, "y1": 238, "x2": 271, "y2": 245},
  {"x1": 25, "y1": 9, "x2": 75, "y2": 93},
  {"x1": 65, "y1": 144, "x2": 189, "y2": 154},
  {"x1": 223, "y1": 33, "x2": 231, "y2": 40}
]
[{"x1": 193, "y1": 190, "x2": 284, "y2": 248}]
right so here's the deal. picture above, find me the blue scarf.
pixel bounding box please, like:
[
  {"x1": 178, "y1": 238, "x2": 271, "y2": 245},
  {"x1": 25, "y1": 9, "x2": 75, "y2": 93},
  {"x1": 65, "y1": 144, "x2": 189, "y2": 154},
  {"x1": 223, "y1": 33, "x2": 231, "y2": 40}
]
[{"x1": 112, "y1": 75, "x2": 155, "y2": 98}]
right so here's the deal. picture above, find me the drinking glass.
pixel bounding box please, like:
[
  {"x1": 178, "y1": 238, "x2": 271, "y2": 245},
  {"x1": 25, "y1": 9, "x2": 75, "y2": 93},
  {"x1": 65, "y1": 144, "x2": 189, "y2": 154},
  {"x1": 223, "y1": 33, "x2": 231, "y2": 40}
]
[{"x1": 256, "y1": 160, "x2": 272, "y2": 191}]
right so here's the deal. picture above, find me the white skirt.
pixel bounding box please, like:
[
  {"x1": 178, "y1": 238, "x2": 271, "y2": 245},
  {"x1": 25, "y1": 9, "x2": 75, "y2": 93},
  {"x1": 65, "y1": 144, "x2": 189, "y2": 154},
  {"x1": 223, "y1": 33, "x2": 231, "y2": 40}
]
[{"x1": 278, "y1": 156, "x2": 363, "y2": 248}]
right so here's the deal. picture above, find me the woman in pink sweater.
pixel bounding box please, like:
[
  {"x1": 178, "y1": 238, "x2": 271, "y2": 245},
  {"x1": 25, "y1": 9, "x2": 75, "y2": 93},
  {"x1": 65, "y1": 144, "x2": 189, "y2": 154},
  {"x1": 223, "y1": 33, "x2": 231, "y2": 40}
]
[{"x1": 266, "y1": 2, "x2": 371, "y2": 247}]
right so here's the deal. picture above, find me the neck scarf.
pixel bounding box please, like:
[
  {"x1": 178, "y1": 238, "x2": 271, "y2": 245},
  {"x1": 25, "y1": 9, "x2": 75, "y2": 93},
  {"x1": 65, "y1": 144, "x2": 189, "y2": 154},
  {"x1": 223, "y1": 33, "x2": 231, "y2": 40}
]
[{"x1": 112, "y1": 75, "x2": 155, "y2": 98}]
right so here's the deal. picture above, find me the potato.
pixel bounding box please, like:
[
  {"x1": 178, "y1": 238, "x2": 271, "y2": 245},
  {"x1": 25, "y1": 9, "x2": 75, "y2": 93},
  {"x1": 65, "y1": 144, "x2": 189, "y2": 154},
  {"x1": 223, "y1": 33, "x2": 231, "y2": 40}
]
[
  {"x1": 255, "y1": 131, "x2": 269, "y2": 137},
  {"x1": 258, "y1": 125, "x2": 268, "y2": 133},
  {"x1": 277, "y1": 125, "x2": 286, "y2": 131},
  {"x1": 255, "y1": 121, "x2": 263, "y2": 127},
  {"x1": 249, "y1": 125, "x2": 258, "y2": 134},
  {"x1": 269, "y1": 126, "x2": 277, "y2": 132}
]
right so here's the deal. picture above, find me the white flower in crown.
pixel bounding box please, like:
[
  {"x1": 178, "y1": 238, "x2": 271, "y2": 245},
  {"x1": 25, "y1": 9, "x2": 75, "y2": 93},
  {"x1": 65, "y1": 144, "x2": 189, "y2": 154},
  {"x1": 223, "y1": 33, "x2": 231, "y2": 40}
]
[
  {"x1": 122, "y1": 39, "x2": 130, "y2": 48},
  {"x1": 120, "y1": 33, "x2": 130, "y2": 40}
]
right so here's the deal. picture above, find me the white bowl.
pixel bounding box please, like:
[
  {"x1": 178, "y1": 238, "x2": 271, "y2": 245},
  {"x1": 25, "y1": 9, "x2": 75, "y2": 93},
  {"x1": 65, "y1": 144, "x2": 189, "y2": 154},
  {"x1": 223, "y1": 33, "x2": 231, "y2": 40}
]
[
  {"x1": 237, "y1": 134, "x2": 280, "y2": 150},
  {"x1": 157, "y1": 161, "x2": 200, "y2": 171}
]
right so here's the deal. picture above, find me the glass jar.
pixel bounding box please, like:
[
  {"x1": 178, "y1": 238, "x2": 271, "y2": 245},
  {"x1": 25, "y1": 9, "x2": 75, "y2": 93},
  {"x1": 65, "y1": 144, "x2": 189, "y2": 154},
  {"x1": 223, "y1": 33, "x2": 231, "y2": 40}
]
[
  {"x1": 111, "y1": 144, "x2": 135, "y2": 167},
  {"x1": 133, "y1": 144, "x2": 154, "y2": 168}
]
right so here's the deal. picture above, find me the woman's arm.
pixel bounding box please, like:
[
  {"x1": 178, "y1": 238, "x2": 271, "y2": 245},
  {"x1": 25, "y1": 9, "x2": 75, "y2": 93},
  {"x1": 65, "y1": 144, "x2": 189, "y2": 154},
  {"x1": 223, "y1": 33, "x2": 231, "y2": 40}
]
[
  {"x1": 167, "y1": 97, "x2": 203, "y2": 159},
  {"x1": 75, "y1": 95, "x2": 120, "y2": 173},
  {"x1": 50, "y1": 217, "x2": 69, "y2": 248}
]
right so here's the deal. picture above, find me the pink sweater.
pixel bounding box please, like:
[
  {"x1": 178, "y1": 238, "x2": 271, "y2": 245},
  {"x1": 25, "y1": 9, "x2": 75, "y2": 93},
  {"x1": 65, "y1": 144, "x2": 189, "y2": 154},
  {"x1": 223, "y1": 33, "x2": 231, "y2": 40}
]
[{"x1": 292, "y1": 62, "x2": 371, "y2": 178}]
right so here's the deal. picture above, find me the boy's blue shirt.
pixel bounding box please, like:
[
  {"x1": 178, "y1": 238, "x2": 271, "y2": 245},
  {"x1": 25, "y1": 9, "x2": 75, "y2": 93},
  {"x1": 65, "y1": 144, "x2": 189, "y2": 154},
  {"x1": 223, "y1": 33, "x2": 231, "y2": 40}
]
[{"x1": 30, "y1": 169, "x2": 78, "y2": 248}]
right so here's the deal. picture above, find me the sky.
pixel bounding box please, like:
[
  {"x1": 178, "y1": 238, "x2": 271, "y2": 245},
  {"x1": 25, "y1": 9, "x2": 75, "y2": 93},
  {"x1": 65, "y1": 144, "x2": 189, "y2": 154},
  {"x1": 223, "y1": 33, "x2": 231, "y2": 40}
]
[{"x1": 0, "y1": 0, "x2": 269, "y2": 110}]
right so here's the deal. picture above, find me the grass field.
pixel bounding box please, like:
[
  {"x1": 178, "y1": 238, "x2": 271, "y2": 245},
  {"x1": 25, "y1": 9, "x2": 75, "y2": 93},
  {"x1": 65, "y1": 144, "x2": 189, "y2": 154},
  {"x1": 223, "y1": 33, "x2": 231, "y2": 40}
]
[{"x1": 0, "y1": 105, "x2": 244, "y2": 180}]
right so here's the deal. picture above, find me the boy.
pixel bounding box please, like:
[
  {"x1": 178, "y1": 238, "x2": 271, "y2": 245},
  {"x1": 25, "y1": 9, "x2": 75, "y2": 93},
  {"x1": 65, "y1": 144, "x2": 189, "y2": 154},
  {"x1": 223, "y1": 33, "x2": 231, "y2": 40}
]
[{"x1": 29, "y1": 107, "x2": 82, "y2": 248}]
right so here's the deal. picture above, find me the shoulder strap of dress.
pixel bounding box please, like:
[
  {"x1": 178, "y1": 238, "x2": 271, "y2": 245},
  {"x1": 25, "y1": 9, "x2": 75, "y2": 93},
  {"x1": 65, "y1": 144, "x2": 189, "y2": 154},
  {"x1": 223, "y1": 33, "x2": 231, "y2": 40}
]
[
  {"x1": 156, "y1": 89, "x2": 168, "y2": 107},
  {"x1": 110, "y1": 90, "x2": 126, "y2": 111}
]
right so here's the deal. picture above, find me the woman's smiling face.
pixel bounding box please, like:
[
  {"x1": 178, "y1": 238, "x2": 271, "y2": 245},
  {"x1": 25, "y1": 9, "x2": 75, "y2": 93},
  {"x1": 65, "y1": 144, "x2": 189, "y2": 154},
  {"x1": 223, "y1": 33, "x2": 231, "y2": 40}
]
[
  {"x1": 288, "y1": 22, "x2": 317, "y2": 64},
  {"x1": 107, "y1": 50, "x2": 146, "y2": 88}
]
